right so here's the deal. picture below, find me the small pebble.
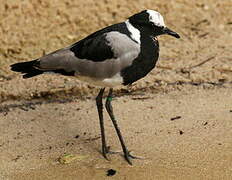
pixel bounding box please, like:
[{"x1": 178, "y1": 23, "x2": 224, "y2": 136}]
[
  {"x1": 203, "y1": 122, "x2": 208, "y2": 126},
  {"x1": 75, "y1": 135, "x2": 80, "y2": 139},
  {"x1": 107, "y1": 169, "x2": 116, "y2": 176}
]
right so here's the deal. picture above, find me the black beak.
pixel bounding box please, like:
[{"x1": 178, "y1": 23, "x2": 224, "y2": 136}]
[{"x1": 163, "y1": 27, "x2": 180, "y2": 38}]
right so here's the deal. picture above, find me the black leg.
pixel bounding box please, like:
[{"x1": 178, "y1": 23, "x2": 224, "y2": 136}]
[
  {"x1": 105, "y1": 88, "x2": 135, "y2": 165},
  {"x1": 96, "y1": 88, "x2": 109, "y2": 160}
]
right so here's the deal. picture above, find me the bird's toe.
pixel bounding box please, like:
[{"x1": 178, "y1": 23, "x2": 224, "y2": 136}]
[{"x1": 124, "y1": 151, "x2": 145, "y2": 165}]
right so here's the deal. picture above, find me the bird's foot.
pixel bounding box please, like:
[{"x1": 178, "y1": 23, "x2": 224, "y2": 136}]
[
  {"x1": 102, "y1": 147, "x2": 144, "y2": 165},
  {"x1": 124, "y1": 150, "x2": 144, "y2": 165},
  {"x1": 102, "y1": 146, "x2": 121, "y2": 160}
]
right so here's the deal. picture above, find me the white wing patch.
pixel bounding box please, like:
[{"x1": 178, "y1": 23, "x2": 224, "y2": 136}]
[{"x1": 146, "y1": 10, "x2": 166, "y2": 27}]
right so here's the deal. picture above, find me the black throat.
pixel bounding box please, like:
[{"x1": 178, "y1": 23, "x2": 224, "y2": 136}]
[{"x1": 121, "y1": 30, "x2": 160, "y2": 85}]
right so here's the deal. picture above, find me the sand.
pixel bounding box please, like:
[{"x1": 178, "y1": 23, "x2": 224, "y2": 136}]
[{"x1": 0, "y1": 0, "x2": 232, "y2": 179}]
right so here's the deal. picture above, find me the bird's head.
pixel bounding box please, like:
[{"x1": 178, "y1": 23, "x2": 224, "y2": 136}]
[{"x1": 128, "y1": 10, "x2": 180, "y2": 38}]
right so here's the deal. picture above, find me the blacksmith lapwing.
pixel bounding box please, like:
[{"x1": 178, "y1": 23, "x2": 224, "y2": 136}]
[{"x1": 10, "y1": 10, "x2": 180, "y2": 165}]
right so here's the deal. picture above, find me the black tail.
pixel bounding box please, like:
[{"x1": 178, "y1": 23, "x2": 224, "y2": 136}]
[{"x1": 10, "y1": 60, "x2": 43, "y2": 78}]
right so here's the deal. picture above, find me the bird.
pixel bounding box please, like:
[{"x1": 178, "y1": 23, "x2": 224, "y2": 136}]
[{"x1": 10, "y1": 9, "x2": 180, "y2": 165}]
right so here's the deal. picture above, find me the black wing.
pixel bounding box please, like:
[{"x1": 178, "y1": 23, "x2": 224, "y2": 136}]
[
  {"x1": 70, "y1": 34, "x2": 114, "y2": 62},
  {"x1": 69, "y1": 22, "x2": 130, "y2": 62}
]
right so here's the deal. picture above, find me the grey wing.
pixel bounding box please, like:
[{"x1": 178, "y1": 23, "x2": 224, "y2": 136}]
[{"x1": 37, "y1": 31, "x2": 140, "y2": 79}]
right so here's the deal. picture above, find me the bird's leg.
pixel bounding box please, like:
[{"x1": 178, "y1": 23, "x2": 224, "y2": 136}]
[
  {"x1": 96, "y1": 88, "x2": 110, "y2": 160},
  {"x1": 105, "y1": 88, "x2": 137, "y2": 165}
]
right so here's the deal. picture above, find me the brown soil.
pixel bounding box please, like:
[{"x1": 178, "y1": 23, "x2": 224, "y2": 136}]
[{"x1": 0, "y1": 0, "x2": 232, "y2": 179}]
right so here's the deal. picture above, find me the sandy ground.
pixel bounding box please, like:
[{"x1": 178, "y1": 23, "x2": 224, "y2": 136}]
[
  {"x1": 0, "y1": 0, "x2": 232, "y2": 179},
  {"x1": 1, "y1": 87, "x2": 232, "y2": 180}
]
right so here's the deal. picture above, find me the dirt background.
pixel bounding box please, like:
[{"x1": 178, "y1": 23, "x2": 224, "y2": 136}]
[{"x1": 0, "y1": 0, "x2": 232, "y2": 179}]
